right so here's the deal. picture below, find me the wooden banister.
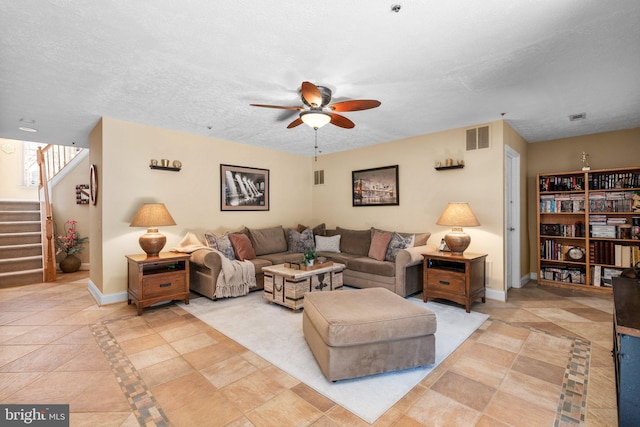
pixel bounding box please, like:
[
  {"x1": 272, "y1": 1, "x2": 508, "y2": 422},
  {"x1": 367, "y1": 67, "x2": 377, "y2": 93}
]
[{"x1": 37, "y1": 147, "x2": 56, "y2": 282}]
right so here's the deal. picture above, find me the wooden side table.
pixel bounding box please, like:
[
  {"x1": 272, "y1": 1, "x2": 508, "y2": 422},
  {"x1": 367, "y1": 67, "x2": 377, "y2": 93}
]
[
  {"x1": 126, "y1": 252, "x2": 190, "y2": 315},
  {"x1": 423, "y1": 251, "x2": 487, "y2": 313}
]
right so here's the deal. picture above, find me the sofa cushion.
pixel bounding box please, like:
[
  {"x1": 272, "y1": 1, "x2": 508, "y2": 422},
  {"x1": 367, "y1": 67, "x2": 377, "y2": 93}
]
[
  {"x1": 248, "y1": 226, "x2": 287, "y2": 255},
  {"x1": 336, "y1": 227, "x2": 372, "y2": 256},
  {"x1": 385, "y1": 232, "x2": 414, "y2": 261},
  {"x1": 259, "y1": 252, "x2": 304, "y2": 266},
  {"x1": 315, "y1": 235, "x2": 341, "y2": 253},
  {"x1": 347, "y1": 257, "x2": 395, "y2": 277},
  {"x1": 287, "y1": 227, "x2": 315, "y2": 253},
  {"x1": 229, "y1": 233, "x2": 256, "y2": 260},
  {"x1": 368, "y1": 230, "x2": 392, "y2": 261},
  {"x1": 204, "y1": 233, "x2": 237, "y2": 260}
]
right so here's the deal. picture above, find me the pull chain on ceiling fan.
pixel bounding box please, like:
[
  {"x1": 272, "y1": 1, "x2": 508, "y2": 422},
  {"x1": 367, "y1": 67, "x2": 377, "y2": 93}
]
[{"x1": 250, "y1": 81, "x2": 381, "y2": 130}]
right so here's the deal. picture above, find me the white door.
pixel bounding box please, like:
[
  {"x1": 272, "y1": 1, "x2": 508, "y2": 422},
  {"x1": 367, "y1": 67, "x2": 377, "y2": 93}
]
[{"x1": 505, "y1": 146, "x2": 521, "y2": 290}]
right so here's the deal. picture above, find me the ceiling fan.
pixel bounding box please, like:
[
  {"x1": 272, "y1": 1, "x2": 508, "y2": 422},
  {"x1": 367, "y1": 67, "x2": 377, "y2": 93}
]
[{"x1": 250, "y1": 81, "x2": 381, "y2": 129}]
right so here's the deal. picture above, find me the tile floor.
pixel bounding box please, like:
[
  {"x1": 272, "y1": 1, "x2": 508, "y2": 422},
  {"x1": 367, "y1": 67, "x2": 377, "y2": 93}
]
[{"x1": 0, "y1": 271, "x2": 617, "y2": 426}]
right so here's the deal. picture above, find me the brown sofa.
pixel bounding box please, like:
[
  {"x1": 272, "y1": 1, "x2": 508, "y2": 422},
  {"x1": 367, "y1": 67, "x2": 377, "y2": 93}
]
[{"x1": 189, "y1": 225, "x2": 434, "y2": 299}]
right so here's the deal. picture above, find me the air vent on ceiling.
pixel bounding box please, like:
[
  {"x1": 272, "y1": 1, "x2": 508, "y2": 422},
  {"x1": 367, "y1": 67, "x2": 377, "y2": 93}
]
[
  {"x1": 466, "y1": 125, "x2": 490, "y2": 151},
  {"x1": 314, "y1": 170, "x2": 324, "y2": 185},
  {"x1": 569, "y1": 112, "x2": 586, "y2": 121}
]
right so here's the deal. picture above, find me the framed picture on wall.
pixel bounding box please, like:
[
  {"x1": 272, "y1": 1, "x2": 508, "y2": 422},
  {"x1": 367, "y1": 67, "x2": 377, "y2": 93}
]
[
  {"x1": 352, "y1": 165, "x2": 399, "y2": 206},
  {"x1": 220, "y1": 164, "x2": 270, "y2": 211}
]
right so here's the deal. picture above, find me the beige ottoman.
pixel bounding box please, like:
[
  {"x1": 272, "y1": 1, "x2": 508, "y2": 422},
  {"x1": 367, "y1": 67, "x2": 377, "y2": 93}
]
[{"x1": 303, "y1": 287, "x2": 437, "y2": 381}]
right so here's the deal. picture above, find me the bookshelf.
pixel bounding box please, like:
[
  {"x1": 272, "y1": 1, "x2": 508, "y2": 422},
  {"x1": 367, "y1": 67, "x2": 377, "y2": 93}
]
[{"x1": 537, "y1": 166, "x2": 640, "y2": 293}]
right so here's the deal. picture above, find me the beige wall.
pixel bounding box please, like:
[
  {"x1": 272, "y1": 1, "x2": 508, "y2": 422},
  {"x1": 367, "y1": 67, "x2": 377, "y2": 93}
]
[
  {"x1": 313, "y1": 120, "x2": 507, "y2": 293},
  {"x1": 89, "y1": 120, "x2": 103, "y2": 293},
  {"x1": 0, "y1": 138, "x2": 38, "y2": 200},
  {"x1": 50, "y1": 154, "x2": 91, "y2": 266},
  {"x1": 94, "y1": 117, "x2": 313, "y2": 297},
  {"x1": 527, "y1": 128, "x2": 640, "y2": 274}
]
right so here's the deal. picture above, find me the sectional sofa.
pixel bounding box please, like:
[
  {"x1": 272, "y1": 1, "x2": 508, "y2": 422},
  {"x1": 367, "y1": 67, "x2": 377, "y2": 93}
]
[{"x1": 188, "y1": 224, "x2": 434, "y2": 299}]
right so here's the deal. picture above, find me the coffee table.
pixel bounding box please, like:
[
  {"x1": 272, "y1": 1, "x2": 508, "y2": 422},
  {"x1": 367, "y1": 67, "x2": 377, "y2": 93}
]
[{"x1": 263, "y1": 262, "x2": 345, "y2": 310}]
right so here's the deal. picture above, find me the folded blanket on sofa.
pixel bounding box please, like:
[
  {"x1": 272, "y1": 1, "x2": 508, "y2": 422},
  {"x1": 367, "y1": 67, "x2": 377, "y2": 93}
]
[{"x1": 174, "y1": 233, "x2": 256, "y2": 298}]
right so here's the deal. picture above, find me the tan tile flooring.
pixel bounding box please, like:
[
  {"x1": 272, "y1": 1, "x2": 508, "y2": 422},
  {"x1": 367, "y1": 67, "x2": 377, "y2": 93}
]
[{"x1": 0, "y1": 271, "x2": 617, "y2": 426}]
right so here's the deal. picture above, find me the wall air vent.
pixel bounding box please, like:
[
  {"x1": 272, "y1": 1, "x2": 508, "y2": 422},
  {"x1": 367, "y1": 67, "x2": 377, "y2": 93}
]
[
  {"x1": 314, "y1": 170, "x2": 324, "y2": 185},
  {"x1": 569, "y1": 112, "x2": 586, "y2": 121},
  {"x1": 466, "y1": 125, "x2": 490, "y2": 151}
]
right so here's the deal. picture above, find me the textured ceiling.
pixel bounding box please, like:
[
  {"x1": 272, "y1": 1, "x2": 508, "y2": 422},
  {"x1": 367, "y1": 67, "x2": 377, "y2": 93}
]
[{"x1": 1, "y1": 1, "x2": 639, "y2": 157}]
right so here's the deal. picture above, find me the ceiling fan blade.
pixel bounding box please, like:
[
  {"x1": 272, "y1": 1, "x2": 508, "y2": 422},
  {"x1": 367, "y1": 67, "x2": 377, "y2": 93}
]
[
  {"x1": 287, "y1": 117, "x2": 304, "y2": 128},
  {"x1": 329, "y1": 113, "x2": 355, "y2": 129},
  {"x1": 250, "y1": 104, "x2": 303, "y2": 111},
  {"x1": 301, "y1": 81, "x2": 322, "y2": 107},
  {"x1": 329, "y1": 100, "x2": 381, "y2": 112}
]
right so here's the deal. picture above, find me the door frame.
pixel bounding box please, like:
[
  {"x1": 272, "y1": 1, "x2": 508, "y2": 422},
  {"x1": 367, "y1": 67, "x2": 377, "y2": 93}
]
[{"x1": 505, "y1": 145, "x2": 522, "y2": 290}]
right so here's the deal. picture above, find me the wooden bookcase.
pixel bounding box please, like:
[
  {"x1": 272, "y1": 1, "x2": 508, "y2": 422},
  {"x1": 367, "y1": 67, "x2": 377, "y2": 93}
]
[{"x1": 537, "y1": 166, "x2": 640, "y2": 293}]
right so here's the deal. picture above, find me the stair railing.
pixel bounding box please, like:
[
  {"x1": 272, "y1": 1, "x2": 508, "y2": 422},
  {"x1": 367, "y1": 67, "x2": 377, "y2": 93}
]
[
  {"x1": 40, "y1": 144, "x2": 83, "y2": 182},
  {"x1": 37, "y1": 146, "x2": 56, "y2": 282}
]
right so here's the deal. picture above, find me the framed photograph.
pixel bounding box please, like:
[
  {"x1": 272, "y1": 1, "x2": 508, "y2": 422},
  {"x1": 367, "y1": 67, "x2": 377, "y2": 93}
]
[
  {"x1": 220, "y1": 164, "x2": 269, "y2": 211},
  {"x1": 352, "y1": 165, "x2": 399, "y2": 206}
]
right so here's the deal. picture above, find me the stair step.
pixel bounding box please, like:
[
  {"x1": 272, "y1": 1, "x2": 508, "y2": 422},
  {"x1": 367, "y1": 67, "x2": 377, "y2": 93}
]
[
  {"x1": 0, "y1": 211, "x2": 41, "y2": 222},
  {"x1": 0, "y1": 201, "x2": 40, "y2": 212},
  {"x1": 0, "y1": 269, "x2": 44, "y2": 288},
  {"x1": 0, "y1": 256, "x2": 43, "y2": 273},
  {"x1": 0, "y1": 244, "x2": 42, "y2": 260},
  {"x1": 0, "y1": 232, "x2": 42, "y2": 246},
  {"x1": 0, "y1": 221, "x2": 41, "y2": 233}
]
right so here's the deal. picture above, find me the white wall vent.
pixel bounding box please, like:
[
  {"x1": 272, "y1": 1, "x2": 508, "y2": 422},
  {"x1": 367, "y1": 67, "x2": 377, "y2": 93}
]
[
  {"x1": 314, "y1": 170, "x2": 324, "y2": 185},
  {"x1": 466, "y1": 125, "x2": 490, "y2": 151}
]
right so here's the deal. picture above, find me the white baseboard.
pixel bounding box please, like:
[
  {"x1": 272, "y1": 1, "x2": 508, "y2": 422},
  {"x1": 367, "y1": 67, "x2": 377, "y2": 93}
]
[
  {"x1": 485, "y1": 288, "x2": 506, "y2": 302},
  {"x1": 88, "y1": 279, "x2": 128, "y2": 306}
]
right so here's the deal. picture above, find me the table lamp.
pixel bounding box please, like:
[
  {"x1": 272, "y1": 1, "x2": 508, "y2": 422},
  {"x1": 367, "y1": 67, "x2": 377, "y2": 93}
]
[
  {"x1": 130, "y1": 203, "x2": 176, "y2": 257},
  {"x1": 436, "y1": 202, "x2": 480, "y2": 255}
]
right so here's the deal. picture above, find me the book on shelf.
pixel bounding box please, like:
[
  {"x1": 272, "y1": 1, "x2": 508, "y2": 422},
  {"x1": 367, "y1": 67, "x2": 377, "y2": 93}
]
[{"x1": 589, "y1": 172, "x2": 640, "y2": 190}]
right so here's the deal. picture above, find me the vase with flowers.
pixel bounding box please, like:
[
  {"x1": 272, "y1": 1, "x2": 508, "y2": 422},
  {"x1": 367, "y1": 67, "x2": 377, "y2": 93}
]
[{"x1": 55, "y1": 219, "x2": 88, "y2": 273}]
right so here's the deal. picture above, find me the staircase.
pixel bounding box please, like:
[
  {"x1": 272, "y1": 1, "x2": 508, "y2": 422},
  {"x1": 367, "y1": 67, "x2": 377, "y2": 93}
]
[{"x1": 0, "y1": 200, "x2": 44, "y2": 287}]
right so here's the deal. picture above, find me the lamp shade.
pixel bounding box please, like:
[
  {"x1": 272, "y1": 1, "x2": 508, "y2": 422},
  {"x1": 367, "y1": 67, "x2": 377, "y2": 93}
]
[
  {"x1": 436, "y1": 202, "x2": 480, "y2": 227},
  {"x1": 300, "y1": 111, "x2": 331, "y2": 129},
  {"x1": 130, "y1": 203, "x2": 176, "y2": 257},
  {"x1": 436, "y1": 202, "x2": 480, "y2": 255},
  {"x1": 130, "y1": 203, "x2": 176, "y2": 228}
]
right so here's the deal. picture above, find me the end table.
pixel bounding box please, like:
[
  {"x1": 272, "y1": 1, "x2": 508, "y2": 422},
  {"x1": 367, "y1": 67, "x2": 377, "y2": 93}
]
[
  {"x1": 423, "y1": 251, "x2": 487, "y2": 313},
  {"x1": 126, "y1": 252, "x2": 190, "y2": 315}
]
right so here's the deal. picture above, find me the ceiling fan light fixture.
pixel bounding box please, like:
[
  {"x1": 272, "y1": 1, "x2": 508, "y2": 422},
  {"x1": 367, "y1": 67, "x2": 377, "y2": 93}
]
[{"x1": 300, "y1": 111, "x2": 331, "y2": 129}]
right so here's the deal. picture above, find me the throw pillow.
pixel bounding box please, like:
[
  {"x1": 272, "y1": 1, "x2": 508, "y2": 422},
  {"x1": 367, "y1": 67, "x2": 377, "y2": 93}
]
[
  {"x1": 229, "y1": 233, "x2": 256, "y2": 260},
  {"x1": 384, "y1": 232, "x2": 414, "y2": 261},
  {"x1": 315, "y1": 235, "x2": 341, "y2": 253},
  {"x1": 368, "y1": 230, "x2": 393, "y2": 261},
  {"x1": 204, "y1": 232, "x2": 237, "y2": 260},
  {"x1": 297, "y1": 223, "x2": 327, "y2": 236},
  {"x1": 288, "y1": 228, "x2": 315, "y2": 253}
]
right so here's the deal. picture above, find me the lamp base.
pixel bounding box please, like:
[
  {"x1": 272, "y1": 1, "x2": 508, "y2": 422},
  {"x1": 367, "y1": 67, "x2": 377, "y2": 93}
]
[
  {"x1": 139, "y1": 227, "x2": 166, "y2": 257},
  {"x1": 444, "y1": 227, "x2": 470, "y2": 255}
]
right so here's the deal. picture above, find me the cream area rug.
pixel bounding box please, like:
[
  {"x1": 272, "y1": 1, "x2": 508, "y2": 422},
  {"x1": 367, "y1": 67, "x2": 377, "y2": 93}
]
[{"x1": 179, "y1": 288, "x2": 489, "y2": 424}]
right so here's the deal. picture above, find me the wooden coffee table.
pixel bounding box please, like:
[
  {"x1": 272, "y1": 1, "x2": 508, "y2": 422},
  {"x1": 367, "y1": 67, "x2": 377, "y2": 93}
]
[{"x1": 263, "y1": 262, "x2": 345, "y2": 310}]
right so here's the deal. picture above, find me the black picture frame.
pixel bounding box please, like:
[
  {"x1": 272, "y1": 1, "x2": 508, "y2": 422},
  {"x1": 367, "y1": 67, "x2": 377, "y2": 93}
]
[
  {"x1": 352, "y1": 165, "x2": 399, "y2": 206},
  {"x1": 220, "y1": 164, "x2": 269, "y2": 211}
]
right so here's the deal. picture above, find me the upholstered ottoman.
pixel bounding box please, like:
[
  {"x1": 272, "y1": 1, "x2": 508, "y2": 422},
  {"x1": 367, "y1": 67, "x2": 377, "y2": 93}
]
[{"x1": 303, "y1": 287, "x2": 437, "y2": 381}]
